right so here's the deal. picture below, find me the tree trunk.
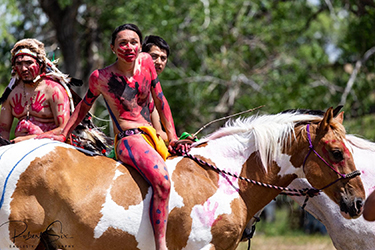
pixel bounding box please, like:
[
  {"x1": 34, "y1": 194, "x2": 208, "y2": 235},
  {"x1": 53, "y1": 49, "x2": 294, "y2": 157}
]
[{"x1": 38, "y1": 0, "x2": 82, "y2": 78}]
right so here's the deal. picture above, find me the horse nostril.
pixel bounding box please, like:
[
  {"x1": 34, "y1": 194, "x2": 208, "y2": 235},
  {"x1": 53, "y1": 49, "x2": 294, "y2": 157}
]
[{"x1": 355, "y1": 198, "x2": 363, "y2": 211}]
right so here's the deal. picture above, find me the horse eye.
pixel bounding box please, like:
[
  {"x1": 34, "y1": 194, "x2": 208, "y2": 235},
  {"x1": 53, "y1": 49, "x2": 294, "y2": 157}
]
[{"x1": 332, "y1": 149, "x2": 344, "y2": 161}]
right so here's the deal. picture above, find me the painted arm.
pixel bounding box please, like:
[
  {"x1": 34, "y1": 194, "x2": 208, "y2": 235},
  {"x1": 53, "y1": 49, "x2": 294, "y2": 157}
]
[
  {"x1": 151, "y1": 81, "x2": 177, "y2": 142},
  {"x1": 49, "y1": 82, "x2": 71, "y2": 132},
  {"x1": 150, "y1": 108, "x2": 168, "y2": 142},
  {"x1": 151, "y1": 81, "x2": 191, "y2": 153},
  {"x1": 36, "y1": 96, "x2": 93, "y2": 142}
]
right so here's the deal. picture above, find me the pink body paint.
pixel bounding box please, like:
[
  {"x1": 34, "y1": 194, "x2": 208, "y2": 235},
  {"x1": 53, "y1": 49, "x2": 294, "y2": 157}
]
[
  {"x1": 219, "y1": 171, "x2": 240, "y2": 195},
  {"x1": 57, "y1": 114, "x2": 65, "y2": 125},
  {"x1": 321, "y1": 140, "x2": 350, "y2": 169},
  {"x1": 116, "y1": 135, "x2": 170, "y2": 239},
  {"x1": 198, "y1": 200, "x2": 219, "y2": 227}
]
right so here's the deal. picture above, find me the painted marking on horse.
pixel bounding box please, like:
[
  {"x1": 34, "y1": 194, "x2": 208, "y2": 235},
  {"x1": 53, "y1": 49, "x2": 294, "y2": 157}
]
[
  {"x1": 0, "y1": 139, "x2": 73, "y2": 249},
  {"x1": 182, "y1": 136, "x2": 250, "y2": 249},
  {"x1": 0, "y1": 141, "x2": 61, "y2": 209}
]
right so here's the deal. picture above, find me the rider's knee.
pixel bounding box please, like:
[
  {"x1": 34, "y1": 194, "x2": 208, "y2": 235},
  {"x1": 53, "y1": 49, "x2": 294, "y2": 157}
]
[{"x1": 154, "y1": 178, "x2": 171, "y2": 200}]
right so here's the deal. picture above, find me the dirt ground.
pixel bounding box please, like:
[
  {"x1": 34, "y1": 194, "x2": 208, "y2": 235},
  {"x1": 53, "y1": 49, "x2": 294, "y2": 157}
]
[{"x1": 236, "y1": 234, "x2": 336, "y2": 250}]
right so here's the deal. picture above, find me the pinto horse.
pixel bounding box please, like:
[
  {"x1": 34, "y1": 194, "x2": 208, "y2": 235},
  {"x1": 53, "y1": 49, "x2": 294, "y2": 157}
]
[
  {"x1": 0, "y1": 108, "x2": 365, "y2": 250},
  {"x1": 290, "y1": 133, "x2": 375, "y2": 250}
]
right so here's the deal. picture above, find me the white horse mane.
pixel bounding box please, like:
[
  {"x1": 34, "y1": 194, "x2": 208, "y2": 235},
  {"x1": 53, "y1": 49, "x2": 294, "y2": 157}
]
[
  {"x1": 195, "y1": 112, "x2": 323, "y2": 169},
  {"x1": 347, "y1": 134, "x2": 375, "y2": 151}
]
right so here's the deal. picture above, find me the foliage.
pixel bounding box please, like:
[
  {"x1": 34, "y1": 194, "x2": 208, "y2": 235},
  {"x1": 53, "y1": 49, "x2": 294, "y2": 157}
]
[{"x1": 1, "y1": 0, "x2": 375, "y2": 138}]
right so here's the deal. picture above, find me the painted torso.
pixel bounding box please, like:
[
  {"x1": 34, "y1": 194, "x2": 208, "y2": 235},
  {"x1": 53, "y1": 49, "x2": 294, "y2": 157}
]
[
  {"x1": 7, "y1": 77, "x2": 70, "y2": 136},
  {"x1": 88, "y1": 53, "x2": 157, "y2": 133}
]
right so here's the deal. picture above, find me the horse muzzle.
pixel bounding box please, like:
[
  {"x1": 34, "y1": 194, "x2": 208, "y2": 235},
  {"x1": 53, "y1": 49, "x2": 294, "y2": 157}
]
[{"x1": 340, "y1": 196, "x2": 364, "y2": 219}]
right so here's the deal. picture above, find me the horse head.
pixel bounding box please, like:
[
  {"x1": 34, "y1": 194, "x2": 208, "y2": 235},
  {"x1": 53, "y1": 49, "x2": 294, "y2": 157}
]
[{"x1": 293, "y1": 107, "x2": 365, "y2": 219}]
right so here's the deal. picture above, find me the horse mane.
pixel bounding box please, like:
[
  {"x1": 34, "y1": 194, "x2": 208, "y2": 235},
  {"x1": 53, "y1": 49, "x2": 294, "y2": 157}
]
[
  {"x1": 195, "y1": 112, "x2": 330, "y2": 170},
  {"x1": 346, "y1": 134, "x2": 375, "y2": 152}
]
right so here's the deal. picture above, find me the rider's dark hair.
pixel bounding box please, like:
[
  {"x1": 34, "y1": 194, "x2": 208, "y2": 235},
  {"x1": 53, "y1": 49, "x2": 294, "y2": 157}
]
[
  {"x1": 142, "y1": 35, "x2": 170, "y2": 57},
  {"x1": 111, "y1": 23, "x2": 143, "y2": 45}
]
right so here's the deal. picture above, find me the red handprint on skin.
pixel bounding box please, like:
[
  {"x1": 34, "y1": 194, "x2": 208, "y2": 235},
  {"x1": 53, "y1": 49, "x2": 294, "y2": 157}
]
[
  {"x1": 31, "y1": 91, "x2": 48, "y2": 112},
  {"x1": 12, "y1": 93, "x2": 25, "y2": 115}
]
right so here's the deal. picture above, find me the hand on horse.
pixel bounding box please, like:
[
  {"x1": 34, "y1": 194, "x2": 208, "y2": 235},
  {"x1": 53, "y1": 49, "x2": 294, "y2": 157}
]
[
  {"x1": 11, "y1": 134, "x2": 37, "y2": 144},
  {"x1": 168, "y1": 139, "x2": 193, "y2": 155},
  {"x1": 35, "y1": 132, "x2": 67, "y2": 142}
]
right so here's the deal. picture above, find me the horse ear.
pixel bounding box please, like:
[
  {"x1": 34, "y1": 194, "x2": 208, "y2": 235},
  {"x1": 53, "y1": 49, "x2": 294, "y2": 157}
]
[
  {"x1": 333, "y1": 105, "x2": 343, "y2": 117},
  {"x1": 318, "y1": 107, "x2": 334, "y2": 133},
  {"x1": 335, "y1": 111, "x2": 344, "y2": 124}
]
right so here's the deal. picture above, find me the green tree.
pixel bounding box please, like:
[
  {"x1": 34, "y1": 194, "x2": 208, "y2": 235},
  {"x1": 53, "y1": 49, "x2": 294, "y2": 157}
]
[{"x1": 1, "y1": 0, "x2": 375, "y2": 138}]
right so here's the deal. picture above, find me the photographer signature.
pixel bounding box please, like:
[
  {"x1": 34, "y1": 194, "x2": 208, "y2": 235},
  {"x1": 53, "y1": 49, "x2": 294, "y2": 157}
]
[{"x1": 0, "y1": 220, "x2": 73, "y2": 243}]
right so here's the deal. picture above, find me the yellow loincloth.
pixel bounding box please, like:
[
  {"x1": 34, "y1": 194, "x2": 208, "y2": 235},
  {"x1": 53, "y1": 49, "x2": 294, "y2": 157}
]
[
  {"x1": 114, "y1": 126, "x2": 170, "y2": 161},
  {"x1": 139, "y1": 126, "x2": 170, "y2": 161}
]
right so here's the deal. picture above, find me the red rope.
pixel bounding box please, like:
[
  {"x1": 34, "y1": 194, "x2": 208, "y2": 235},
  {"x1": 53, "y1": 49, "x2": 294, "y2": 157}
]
[{"x1": 178, "y1": 149, "x2": 320, "y2": 199}]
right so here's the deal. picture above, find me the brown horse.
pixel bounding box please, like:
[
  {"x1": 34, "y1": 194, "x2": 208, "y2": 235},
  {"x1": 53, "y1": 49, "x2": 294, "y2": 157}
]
[{"x1": 0, "y1": 107, "x2": 365, "y2": 250}]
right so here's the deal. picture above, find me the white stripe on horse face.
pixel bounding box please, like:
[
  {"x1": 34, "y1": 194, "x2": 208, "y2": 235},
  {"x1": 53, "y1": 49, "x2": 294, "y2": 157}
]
[{"x1": 0, "y1": 139, "x2": 71, "y2": 249}]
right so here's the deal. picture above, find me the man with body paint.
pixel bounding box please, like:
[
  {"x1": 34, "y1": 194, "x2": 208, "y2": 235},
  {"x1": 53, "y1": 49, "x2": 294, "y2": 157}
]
[
  {"x1": 37, "y1": 23, "x2": 189, "y2": 250},
  {"x1": 0, "y1": 38, "x2": 72, "y2": 143},
  {"x1": 142, "y1": 35, "x2": 170, "y2": 142}
]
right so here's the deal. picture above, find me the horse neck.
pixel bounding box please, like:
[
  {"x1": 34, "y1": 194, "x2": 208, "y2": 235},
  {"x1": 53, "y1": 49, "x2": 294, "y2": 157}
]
[
  {"x1": 348, "y1": 136, "x2": 375, "y2": 196},
  {"x1": 239, "y1": 148, "x2": 299, "y2": 221},
  {"x1": 194, "y1": 130, "x2": 300, "y2": 222},
  {"x1": 238, "y1": 125, "x2": 314, "y2": 220},
  {"x1": 192, "y1": 134, "x2": 254, "y2": 179}
]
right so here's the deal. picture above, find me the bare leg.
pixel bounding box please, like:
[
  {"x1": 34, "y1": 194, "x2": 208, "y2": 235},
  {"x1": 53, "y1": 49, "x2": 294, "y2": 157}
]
[{"x1": 117, "y1": 135, "x2": 170, "y2": 250}]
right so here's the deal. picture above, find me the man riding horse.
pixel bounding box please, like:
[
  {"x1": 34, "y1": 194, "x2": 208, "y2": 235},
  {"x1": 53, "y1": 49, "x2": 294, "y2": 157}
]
[{"x1": 37, "y1": 23, "x2": 191, "y2": 250}]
